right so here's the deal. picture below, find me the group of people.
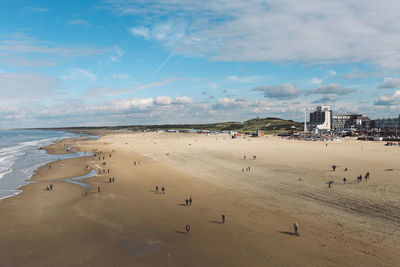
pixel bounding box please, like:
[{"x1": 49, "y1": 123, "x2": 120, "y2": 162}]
[
  {"x1": 185, "y1": 197, "x2": 192, "y2": 206},
  {"x1": 243, "y1": 154, "x2": 257, "y2": 160},
  {"x1": 357, "y1": 172, "x2": 370, "y2": 182},
  {"x1": 328, "y1": 164, "x2": 371, "y2": 187},
  {"x1": 133, "y1": 161, "x2": 141, "y2": 166},
  {"x1": 108, "y1": 177, "x2": 115, "y2": 183},
  {"x1": 242, "y1": 166, "x2": 251, "y2": 172},
  {"x1": 99, "y1": 169, "x2": 108, "y2": 174},
  {"x1": 155, "y1": 186, "x2": 165, "y2": 194},
  {"x1": 45, "y1": 184, "x2": 53, "y2": 191}
]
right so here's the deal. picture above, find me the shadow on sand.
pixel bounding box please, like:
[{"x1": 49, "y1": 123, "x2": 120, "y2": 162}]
[
  {"x1": 177, "y1": 203, "x2": 187, "y2": 206},
  {"x1": 279, "y1": 231, "x2": 296, "y2": 236},
  {"x1": 175, "y1": 230, "x2": 186, "y2": 235},
  {"x1": 209, "y1": 220, "x2": 223, "y2": 224}
]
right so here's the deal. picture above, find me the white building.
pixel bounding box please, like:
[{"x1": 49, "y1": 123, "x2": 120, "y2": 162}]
[{"x1": 309, "y1": 106, "x2": 332, "y2": 131}]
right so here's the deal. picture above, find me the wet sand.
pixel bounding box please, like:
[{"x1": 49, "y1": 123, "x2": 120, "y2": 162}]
[{"x1": 0, "y1": 132, "x2": 399, "y2": 266}]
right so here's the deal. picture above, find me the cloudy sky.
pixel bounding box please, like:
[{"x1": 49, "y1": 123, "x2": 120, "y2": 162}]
[{"x1": 1, "y1": 0, "x2": 400, "y2": 128}]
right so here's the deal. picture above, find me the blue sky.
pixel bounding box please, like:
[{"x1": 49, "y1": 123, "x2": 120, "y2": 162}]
[{"x1": 1, "y1": 0, "x2": 400, "y2": 128}]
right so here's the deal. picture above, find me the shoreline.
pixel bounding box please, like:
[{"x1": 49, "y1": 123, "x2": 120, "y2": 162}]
[{"x1": 0, "y1": 131, "x2": 399, "y2": 266}]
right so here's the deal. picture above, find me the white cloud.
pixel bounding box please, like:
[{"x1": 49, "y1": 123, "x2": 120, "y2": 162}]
[
  {"x1": 114, "y1": 98, "x2": 155, "y2": 110},
  {"x1": 209, "y1": 82, "x2": 219, "y2": 89},
  {"x1": 129, "y1": 27, "x2": 150, "y2": 39},
  {"x1": 309, "y1": 78, "x2": 324, "y2": 85},
  {"x1": 227, "y1": 75, "x2": 263, "y2": 83},
  {"x1": 134, "y1": 77, "x2": 180, "y2": 91},
  {"x1": 328, "y1": 70, "x2": 337, "y2": 77},
  {"x1": 374, "y1": 90, "x2": 400, "y2": 106},
  {"x1": 213, "y1": 97, "x2": 251, "y2": 110},
  {"x1": 112, "y1": 73, "x2": 131, "y2": 79},
  {"x1": 312, "y1": 94, "x2": 339, "y2": 104},
  {"x1": 68, "y1": 19, "x2": 91, "y2": 26},
  {"x1": 61, "y1": 68, "x2": 96, "y2": 81},
  {"x1": 0, "y1": 72, "x2": 60, "y2": 102},
  {"x1": 377, "y1": 78, "x2": 400, "y2": 89},
  {"x1": 253, "y1": 83, "x2": 300, "y2": 99},
  {"x1": 173, "y1": 96, "x2": 194, "y2": 105},
  {"x1": 108, "y1": 0, "x2": 400, "y2": 68},
  {"x1": 0, "y1": 35, "x2": 108, "y2": 67},
  {"x1": 26, "y1": 6, "x2": 49, "y2": 12},
  {"x1": 109, "y1": 46, "x2": 125, "y2": 62},
  {"x1": 305, "y1": 83, "x2": 355, "y2": 95},
  {"x1": 155, "y1": 96, "x2": 172, "y2": 105}
]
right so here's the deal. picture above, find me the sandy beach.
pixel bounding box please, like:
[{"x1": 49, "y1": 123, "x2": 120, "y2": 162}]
[{"x1": 0, "y1": 132, "x2": 399, "y2": 266}]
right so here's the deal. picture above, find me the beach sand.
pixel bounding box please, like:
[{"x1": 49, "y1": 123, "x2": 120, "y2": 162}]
[{"x1": 0, "y1": 132, "x2": 399, "y2": 266}]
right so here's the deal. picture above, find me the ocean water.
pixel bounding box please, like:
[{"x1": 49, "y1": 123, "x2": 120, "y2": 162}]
[{"x1": 0, "y1": 129, "x2": 87, "y2": 200}]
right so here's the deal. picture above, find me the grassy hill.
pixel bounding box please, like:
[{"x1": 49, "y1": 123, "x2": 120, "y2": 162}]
[{"x1": 41, "y1": 117, "x2": 302, "y2": 134}]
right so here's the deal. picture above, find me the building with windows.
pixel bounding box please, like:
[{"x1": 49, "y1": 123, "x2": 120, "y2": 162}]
[
  {"x1": 332, "y1": 113, "x2": 364, "y2": 131},
  {"x1": 372, "y1": 115, "x2": 400, "y2": 129},
  {"x1": 309, "y1": 105, "x2": 332, "y2": 131}
]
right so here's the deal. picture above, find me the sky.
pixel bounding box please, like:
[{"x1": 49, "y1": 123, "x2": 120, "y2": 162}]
[{"x1": 1, "y1": 0, "x2": 400, "y2": 128}]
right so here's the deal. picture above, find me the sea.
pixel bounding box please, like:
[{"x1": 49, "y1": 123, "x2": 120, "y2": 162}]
[{"x1": 0, "y1": 129, "x2": 89, "y2": 200}]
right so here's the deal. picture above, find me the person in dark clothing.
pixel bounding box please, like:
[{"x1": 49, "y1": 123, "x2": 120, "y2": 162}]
[
  {"x1": 294, "y1": 222, "x2": 300, "y2": 236},
  {"x1": 186, "y1": 224, "x2": 191, "y2": 235},
  {"x1": 222, "y1": 214, "x2": 225, "y2": 223}
]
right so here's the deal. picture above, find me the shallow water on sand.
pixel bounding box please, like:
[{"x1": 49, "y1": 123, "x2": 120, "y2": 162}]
[
  {"x1": 0, "y1": 129, "x2": 88, "y2": 200},
  {"x1": 62, "y1": 169, "x2": 97, "y2": 190}
]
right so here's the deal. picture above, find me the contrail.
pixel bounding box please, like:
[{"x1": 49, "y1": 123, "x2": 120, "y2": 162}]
[{"x1": 153, "y1": 51, "x2": 174, "y2": 75}]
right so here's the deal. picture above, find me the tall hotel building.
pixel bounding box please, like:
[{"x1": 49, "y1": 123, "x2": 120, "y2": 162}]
[{"x1": 309, "y1": 106, "x2": 332, "y2": 131}]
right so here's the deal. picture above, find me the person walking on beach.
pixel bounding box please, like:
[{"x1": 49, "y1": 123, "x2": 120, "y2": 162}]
[
  {"x1": 185, "y1": 199, "x2": 189, "y2": 206},
  {"x1": 294, "y1": 222, "x2": 300, "y2": 236},
  {"x1": 112, "y1": 177, "x2": 114, "y2": 183},
  {"x1": 189, "y1": 197, "x2": 192, "y2": 206},
  {"x1": 156, "y1": 186, "x2": 158, "y2": 193},
  {"x1": 109, "y1": 177, "x2": 112, "y2": 183},
  {"x1": 50, "y1": 184, "x2": 53, "y2": 190},
  {"x1": 162, "y1": 187, "x2": 165, "y2": 194},
  {"x1": 98, "y1": 186, "x2": 101, "y2": 193},
  {"x1": 332, "y1": 165, "x2": 336, "y2": 171},
  {"x1": 343, "y1": 177, "x2": 347, "y2": 184},
  {"x1": 186, "y1": 224, "x2": 191, "y2": 235},
  {"x1": 222, "y1": 214, "x2": 226, "y2": 224}
]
